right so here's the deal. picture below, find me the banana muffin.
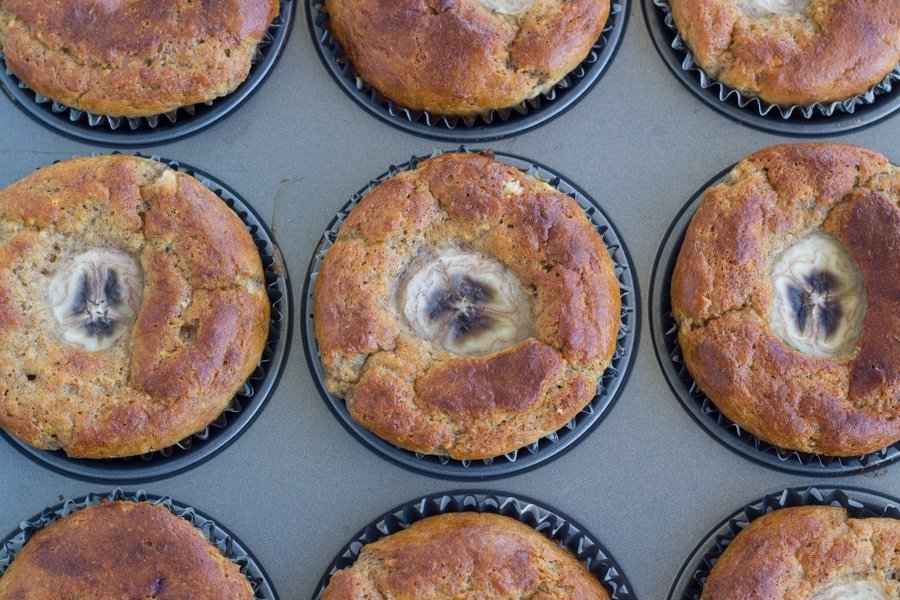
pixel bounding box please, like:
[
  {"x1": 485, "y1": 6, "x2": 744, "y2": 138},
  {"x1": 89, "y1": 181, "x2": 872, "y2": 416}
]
[
  {"x1": 0, "y1": 500, "x2": 254, "y2": 599},
  {"x1": 671, "y1": 143, "x2": 899, "y2": 456},
  {"x1": 325, "y1": 0, "x2": 610, "y2": 116},
  {"x1": 313, "y1": 152, "x2": 621, "y2": 460},
  {"x1": 323, "y1": 512, "x2": 610, "y2": 599},
  {"x1": 701, "y1": 505, "x2": 899, "y2": 599},
  {"x1": 0, "y1": 0, "x2": 280, "y2": 118},
  {"x1": 0, "y1": 155, "x2": 270, "y2": 458},
  {"x1": 667, "y1": 0, "x2": 900, "y2": 106}
]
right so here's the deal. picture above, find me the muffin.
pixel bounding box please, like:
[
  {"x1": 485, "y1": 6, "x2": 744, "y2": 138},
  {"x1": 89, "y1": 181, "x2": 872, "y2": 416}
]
[
  {"x1": 313, "y1": 152, "x2": 621, "y2": 460},
  {"x1": 667, "y1": 0, "x2": 900, "y2": 106},
  {"x1": 323, "y1": 512, "x2": 610, "y2": 599},
  {"x1": 671, "y1": 143, "x2": 899, "y2": 456},
  {"x1": 0, "y1": 0, "x2": 280, "y2": 118},
  {"x1": 0, "y1": 155, "x2": 270, "y2": 458},
  {"x1": 701, "y1": 505, "x2": 899, "y2": 599},
  {"x1": 0, "y1": 500, "x2": 254, "y2": 599},
  {"x1": 324, "y1": 0, "x2": 610, "y2": 116}
]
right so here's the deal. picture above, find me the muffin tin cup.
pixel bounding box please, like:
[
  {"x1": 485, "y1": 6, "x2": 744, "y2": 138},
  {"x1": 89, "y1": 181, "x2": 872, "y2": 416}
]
[
  {"x1": 643, "y1": 0, "x2": 900, "y2": 136},
  {"x1": 312, "y1": 490, "x2": 636, "y2": 599},
  {"x1": 307, "y1": 0, "x2": 629, "y2": 142},
  {"x1": 650, "y1": 166, "x2": 900, "y2": 476},
  {"x1": 302, "y1": 148, "x2": 639, "y2": 480},
  {"x1": 667, "y1": 486, "x2": 900, "y2": 600},
  {"x1": 0, "y1": 0, "x2": 295, "y2": 147},
  {"x1": 0, "y1": 155, "x2": 293, "y2": 484},
  {"x1": 0, "y1": 488, "x2": 279, "y2": 599}
]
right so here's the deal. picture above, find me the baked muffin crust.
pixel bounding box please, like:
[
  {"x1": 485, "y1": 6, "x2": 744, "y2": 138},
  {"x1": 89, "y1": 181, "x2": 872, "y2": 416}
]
[
  {"x1": 0, "y1": 0, "x2": 280, "y2": 117},
  {"x1": 701, "y1": 506, "x2": 899, "y2": 599},
  {"x1": 322, "y1": 512, "x2": 610, "y2": 599},
  {"x1": 671, "y1": 143, "x2": 899, "y2": 456},
  {"x1": 313, "y1": 152, "x2": 621, "y2": 460},
  {"x1": 668, "y1": 0, "x2": 900, "y2": 106},
  {"x1": 0, "y1": 156, "x2": 270, "y2": 458},
  {"x1": 324, "y1": 0, "x2": 610, "y2": 116},
  {"x1": 0, "y1": 501, "x2": 254, "y2": 599}
]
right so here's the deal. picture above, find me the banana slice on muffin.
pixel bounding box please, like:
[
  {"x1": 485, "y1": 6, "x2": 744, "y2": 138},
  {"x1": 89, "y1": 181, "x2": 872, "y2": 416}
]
[
  {"x1": 0, "y1": 155, "x2": 270, "y2": 458},
  {"x1": 0, "y1": 0, "x2": 280, "y2": 118},
  {"x1": 671, "y1": 143, "x2": 900, "y2": 457},
  {"x1": 324, "y1": 0, "x2": 611, "y2": 116},
  {"x1": 701, "y1": 506, "x2": 899, "y2": 599},
  {"x1": 668, "y1": 0, "x2": 900, "y2": 106},
  {"x1": 313, "y1": 152, "x2": 621, "y2": 460}
]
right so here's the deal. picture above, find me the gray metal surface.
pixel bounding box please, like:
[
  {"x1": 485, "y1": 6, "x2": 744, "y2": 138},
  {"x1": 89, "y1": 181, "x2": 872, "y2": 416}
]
[{"x1": 0, "y1": 6, "x2": 897, "y2": 598}]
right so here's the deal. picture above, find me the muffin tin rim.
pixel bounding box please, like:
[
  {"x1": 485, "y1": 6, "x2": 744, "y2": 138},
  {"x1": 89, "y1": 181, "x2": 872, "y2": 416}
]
[
  {"x1": 0, "y1": 154, "x2": 294, "y2": 484},
  {"x1": 305, "y1": 0, "x2": 631, "y2": 142},
  {"x1": 0, "y1": 488, "x2": 281, "y2": 599},
  {"x1": 301, "y1": 147, "x2": 641, "y2": 480},
  {"x1": 649, "y1": 162, "x2": 900, "y2": 477},
  {"x1": 0, "y1": 0, "x2": 296, "y2": 147},
  {"x1": 311, "y1": 488, "x2": 637, "y2": 600}
]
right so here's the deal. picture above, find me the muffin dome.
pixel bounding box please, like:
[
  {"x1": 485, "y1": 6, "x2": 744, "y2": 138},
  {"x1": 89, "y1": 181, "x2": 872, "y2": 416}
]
[
  {"x1": 313, "y1": 152, "x2": 621, "y2": 460},
  {"x1": 671, "y1": 143, "x2": 899, "y2": 456},
  {"x1": 668, "y1": 0, "x2": 900, "y2": 106},
  {"x1": 0, "y1": 0, "x2": 280, "y2": 117},
  {"x1": 0, "y1": 155, "x2": 270, "y2": 458},
  {"x1": 324, "y1": 0, "x2": 610, "y2": 116},
  {"x1": 0, "y1": 501, "x2": 254, "y2": 599}
]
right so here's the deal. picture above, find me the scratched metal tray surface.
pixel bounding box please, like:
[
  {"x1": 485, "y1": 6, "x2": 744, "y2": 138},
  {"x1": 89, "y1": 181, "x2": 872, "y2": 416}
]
[{"x1": 0, "y1": 6, "x2": 896, "y2": 599}]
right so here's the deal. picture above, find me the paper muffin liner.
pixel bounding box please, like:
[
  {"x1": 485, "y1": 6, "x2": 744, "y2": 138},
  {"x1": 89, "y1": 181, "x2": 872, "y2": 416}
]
[
  {"x1": 308, "y1": 0, "x2": 628, "y2": 140},
  {"x1": 302, "y1": 148, "x2": 639, "y2": 479},
  {"x1": 0, "y1": 0, "x2": 294, "y2": 143},
  {"x1": 648, "y1": 0, "x2": 900, "y2": 124},
  {"x1": 1, "y1": 155, "x2": 292, "y2": 484},
  {"x1": 668, "y1": 486, "x2": 900, "y2": 600},
  {"x1": 313, "y1": 490, "x2": 636, "y2": 599},
  {"x1": 0, "y1": 489, "x2": 279, "y2": 599},
  {"x1": 650, "y1": 166, "x2": 900, "y2": 476}
]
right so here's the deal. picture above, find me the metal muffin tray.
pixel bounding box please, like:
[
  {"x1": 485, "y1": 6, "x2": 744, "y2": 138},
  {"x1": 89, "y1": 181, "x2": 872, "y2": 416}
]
[
  {"x1": 0, "y1": 489, "x2": 279, "y2": 599},
  {"x1": 302, "y1": 149, "x2": 639, "y2": 479},
  {"x1": 0, "y1": 156, "x2": 292, "y2": 484},
  {"x1": 650, "y1": 166, "x2": 900, "y2": 476},
  {"x1": 0, "y1": 0, "x2": 295, "y2": 146}
]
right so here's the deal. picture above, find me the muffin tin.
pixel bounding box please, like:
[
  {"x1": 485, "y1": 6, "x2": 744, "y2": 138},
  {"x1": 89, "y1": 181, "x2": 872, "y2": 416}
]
[
  {"x1": 302, "y1": 149, "x2": 639, "y2": 479},
  {"x1": 668, "y1": 486, "x2": 900, "y2": 599},
  {"x1": 643, "y1": 0, "x2": 900, "y2": 136},
  {"x1": 307, "y1": 0, "x2": 629, "y2": 141},
  {"x1": 313, "y1": 491, "x2": 635, "y2": 599},
  {"x1": 0, "y1": 156, "x2": 292, "y2": 484},
  {"x1": 0, "y1": 489, "x2": 279, "y2": 599},
  {"x1": 650, "y1": 165, "x2": 900, "y2": 476},
  {"x1": 0, "y1": 0, "x2": 296, "y2": 147}
]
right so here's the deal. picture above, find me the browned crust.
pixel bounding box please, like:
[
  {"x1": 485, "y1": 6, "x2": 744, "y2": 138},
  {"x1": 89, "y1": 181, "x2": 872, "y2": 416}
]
[
  {"x1": 0, "y1": 155, "x2": 270, "y2": 458},
  {"x1": 0, "y1": 0, "x2": 279, "y2": 117},
  {"x1": 700, "y1": 506, "x2": 900, "y2": 599},
  {"x1": 322, "y1": 512, "x2": 610, "y2": 600},
  {"x1": 0, "y1": 501, "x2": 254, "y2": 599},
  {"x1": 671, "y1": 143, "x2": 900, "y2": 456},
  {"x1": 324, "y1": 0, "x2": 610, "y2": 116},
  {"x1": 313, "y1": 152, "x2": 620, "y2": 459},
  {"x1": 668, "y1": 0, "x2": 900, "y2": 106}
]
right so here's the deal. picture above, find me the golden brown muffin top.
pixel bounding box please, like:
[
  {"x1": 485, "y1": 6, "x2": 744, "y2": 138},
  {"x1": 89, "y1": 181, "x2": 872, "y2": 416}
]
[
  {"x1": 701, "y1": 506, "x2": 900, "y2": 599},
  {"x1": 313, "y1": 152, "x2": 621, "y2": 459},
  {"x1": 668, "y1": 0, "x2": 900, "y2": 106},
  {"x1": 0, "y1": 0, "x2": 279, "y2": 117},
  {"x1": 323, "y1": 512, "x2": 610, "y2": 600},
  {"x1": 672, "y1": 143, "x2": 899, "y2": 456},
  {"x1": 325, "y1": 0, "x2": 610, "y2": 115},
  {"x1": 0, "y1": 155, "x2": 270, "y2": 458},
  {"x1": 0, "y1": 501, "x2": 254, "y2": 599}
]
